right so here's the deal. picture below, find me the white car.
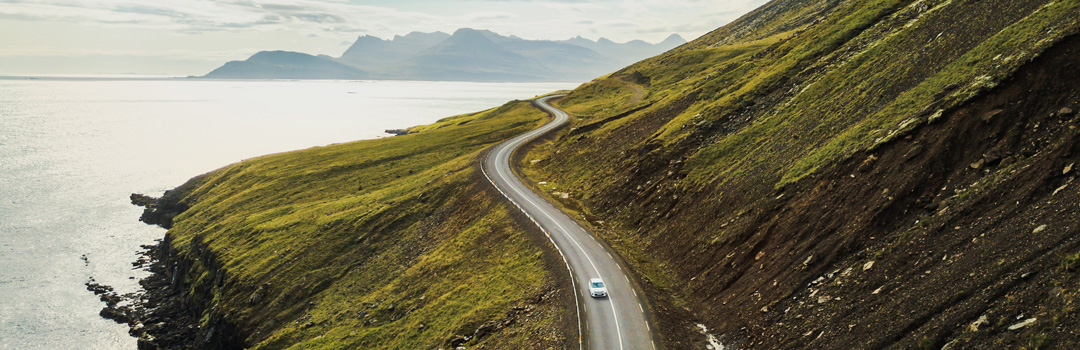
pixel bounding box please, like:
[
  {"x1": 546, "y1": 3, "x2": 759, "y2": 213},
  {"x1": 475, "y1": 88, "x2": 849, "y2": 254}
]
[{"x1": 589, "y1": 278, "x2": 608, "y2": 298}]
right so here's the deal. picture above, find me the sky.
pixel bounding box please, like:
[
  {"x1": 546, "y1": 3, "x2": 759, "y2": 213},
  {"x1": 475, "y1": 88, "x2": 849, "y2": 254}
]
[{"x1": 0, "y1": 0, "x2": 769, "y2": 76}]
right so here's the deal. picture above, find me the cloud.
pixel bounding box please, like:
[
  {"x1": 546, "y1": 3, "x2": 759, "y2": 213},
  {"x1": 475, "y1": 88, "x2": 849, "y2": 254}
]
[
  {"x1": 291, "y1": 13, "x2": 346, "y2": 24},
  {"x1": 0, "y1": 0, "x2": 424, "y2": 35},
  {"x1": 0, "y1": 0, "x2": 764, "y2": 60},
  {"x1": 463, "y1": 11, "x2": 518, "y2": 22},
  {"x1": 0, "y1": 0, "x2": 754, "y2": 42},
  {"x1": 113, "y1": 4, "x2": 190, "y2": 19}
]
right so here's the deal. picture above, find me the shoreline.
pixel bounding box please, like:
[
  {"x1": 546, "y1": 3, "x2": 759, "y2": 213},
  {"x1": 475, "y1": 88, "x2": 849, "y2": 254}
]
[{"x1": 88, "y1": 188, "x2": 244, "y2": 350}]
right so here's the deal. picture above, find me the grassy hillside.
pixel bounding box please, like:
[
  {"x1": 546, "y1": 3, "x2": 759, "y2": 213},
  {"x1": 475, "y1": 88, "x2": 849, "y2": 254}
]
[
  {"x1": 520, "y1": 0, "x2": 1080, "y2": 348},
  {"x1": 133, "y1": 100, "x2": 572, "y2": 349},
  {"x1": 126, "y1": 0, "x2": 1080, "y2": 348}
]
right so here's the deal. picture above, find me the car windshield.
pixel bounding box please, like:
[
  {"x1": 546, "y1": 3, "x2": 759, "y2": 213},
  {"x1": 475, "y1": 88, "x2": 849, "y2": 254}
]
[{"x1": 591, "y1": 282, "x2": 604, "y2": 288}]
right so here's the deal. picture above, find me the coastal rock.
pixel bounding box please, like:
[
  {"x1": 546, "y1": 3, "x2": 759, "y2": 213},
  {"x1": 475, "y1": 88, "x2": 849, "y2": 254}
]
[
  {"x1": 132, "y1": 191, "x2": 190, "y2": 229},
  {"x1": 136, "y1": 337, "x2": 157, "y2": 350},
  {"x1": 99, "y1": 306, "x2": 132, "y2": 324},
  {"x1": 85, "y1": 282, "x2": 114, "y2": 295},
  {"x1": 86, "y1": 234, "x2": 245, "y2": 350},
  {"x1": 130, "y1": 193, "x2": 157, "y2": 207}
]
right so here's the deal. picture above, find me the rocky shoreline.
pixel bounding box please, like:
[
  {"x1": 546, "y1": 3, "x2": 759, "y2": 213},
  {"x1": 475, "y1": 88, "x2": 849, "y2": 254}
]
[
  {"x1": 86, "y1": 188, "x2": 244, "y2": 350},
  {"x1": 86, "y1": 241, "x2": 200, "y2": 350}
]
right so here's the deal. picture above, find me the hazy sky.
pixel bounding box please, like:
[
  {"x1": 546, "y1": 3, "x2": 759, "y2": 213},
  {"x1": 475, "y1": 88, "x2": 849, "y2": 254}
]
[{"x1": 0, "y1": 0, "x2": 768, "y2": 76}]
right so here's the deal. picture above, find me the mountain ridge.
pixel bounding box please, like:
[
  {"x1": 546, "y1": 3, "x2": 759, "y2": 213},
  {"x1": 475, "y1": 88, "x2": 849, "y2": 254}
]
[
  {"x1": 203, "y1": 50, "x2": 369, "y2": 80},
  {"x1": 201, "y1": 28, "x2": 686, "y2": 82}
]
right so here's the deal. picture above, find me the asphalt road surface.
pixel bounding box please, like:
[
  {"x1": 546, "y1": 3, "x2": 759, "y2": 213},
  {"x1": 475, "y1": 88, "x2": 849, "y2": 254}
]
[{"x1": 481, "y1": 95, "x2": 657, "y2": 350}]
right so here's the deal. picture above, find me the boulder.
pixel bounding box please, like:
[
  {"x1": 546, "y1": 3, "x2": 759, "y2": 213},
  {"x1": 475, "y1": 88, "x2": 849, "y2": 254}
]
[
  {"x1": 969, "y1": 315, "x2": 988, "y2": 331},
  {"x1": 448, "y1": 335, "x2": 469, "y2": 348},
  {"x1": 1057, "y1": 107, "x2": 1075, "y2": 117}
]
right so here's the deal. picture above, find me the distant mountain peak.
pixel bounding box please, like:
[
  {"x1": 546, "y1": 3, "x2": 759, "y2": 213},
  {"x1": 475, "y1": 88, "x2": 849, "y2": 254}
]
[
  {"x1": 660, "y1": 34, "x2": 687, "y2": 46},
  {"x1": 663, "y1": 33, "x2": 685, "y2": 41},
  {"x1": 452, "y1": 27, "x2": 483, "y2": 36},
  {"x1": 205, "y1": 28, "x2": 684, "y2": 82},
  {"x1": 392, "y1": 31, "x2": 450, "y2": 43},
  {"x1": 401, "y1": 31, "x2": 448, "y2": 38},
  {"x1": 248, "y1": 50, "x2": 306, "y2": 61},
  {"x1": 567, "y1": 35, "x2": 595, "y2": 44},
  {"x1": 444, "y1": 28, "x2": 497, "y2": 45},
  {"x1": 204, "y1": 50, "x2": 368, "y2": 79}
]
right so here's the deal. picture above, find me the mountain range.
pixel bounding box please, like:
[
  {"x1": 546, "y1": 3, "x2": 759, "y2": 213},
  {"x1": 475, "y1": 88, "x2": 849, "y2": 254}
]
[{"x1": 202, "y1": 28, "x2": 686, "y2": 82}]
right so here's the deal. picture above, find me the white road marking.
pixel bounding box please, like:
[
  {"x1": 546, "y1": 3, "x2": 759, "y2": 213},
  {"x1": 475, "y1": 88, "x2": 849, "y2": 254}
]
[
  {"x1": 480, "y1": 106, "x2": 586, "y2": 350},
  {"x1": 494, "y1": 139, "x2": 624, "y2": 349},
  {"x1": 481, "y1": 162, "x2": 582, "y2": 350},
  {"x1": 484, "y1": 95, "x2": 657, "y2": 350}
]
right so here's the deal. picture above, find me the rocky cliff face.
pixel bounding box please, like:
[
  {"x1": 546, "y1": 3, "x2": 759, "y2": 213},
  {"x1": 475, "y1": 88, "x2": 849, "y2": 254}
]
[
  {"x1": 131, "y1": 230, "x2": 246, "y2": 350},
  {"x1": 90, "y1": 181, "x2": 244, "y2": 350},
  {"x1": 521, "y1": 0, "x2": 1080, "y2": 348}
]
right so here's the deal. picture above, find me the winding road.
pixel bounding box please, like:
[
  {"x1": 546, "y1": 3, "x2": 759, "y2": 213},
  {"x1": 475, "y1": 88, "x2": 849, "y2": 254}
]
[{"x1": 481, "y1": 95, "x2": 657, "y2": 350}]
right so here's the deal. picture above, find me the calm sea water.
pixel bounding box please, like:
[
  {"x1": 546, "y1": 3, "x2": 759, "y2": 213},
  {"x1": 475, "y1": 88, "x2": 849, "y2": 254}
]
[{"x1": 0, "y1": 79, "x2": 575, "y2": 349}]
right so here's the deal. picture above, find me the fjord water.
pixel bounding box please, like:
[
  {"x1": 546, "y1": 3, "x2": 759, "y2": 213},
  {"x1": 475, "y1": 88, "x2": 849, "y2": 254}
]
[{"x1": 0, "y1": 79, "x2": 574, "y2": 349}]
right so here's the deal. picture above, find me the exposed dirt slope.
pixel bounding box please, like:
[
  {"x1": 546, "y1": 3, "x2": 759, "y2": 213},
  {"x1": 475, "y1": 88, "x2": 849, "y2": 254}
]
[
  {"x1": 695, "y1": 33, "x2": 1080, "y2": 350},
  {"x1": 520, "y1": 0, "x2": 1080, "y2": 348}
]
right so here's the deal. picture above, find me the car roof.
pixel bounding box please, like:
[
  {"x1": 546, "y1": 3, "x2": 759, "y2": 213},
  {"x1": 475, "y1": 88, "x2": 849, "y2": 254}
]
[{"x1": 590, "y1": 278, "x2": 603, "y2": 283}]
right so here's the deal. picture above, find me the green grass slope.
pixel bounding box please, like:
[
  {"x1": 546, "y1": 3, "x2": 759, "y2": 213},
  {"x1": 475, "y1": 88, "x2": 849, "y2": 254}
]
[
  {"x1": 143, "y1": 101, "x2": 571, "y2": 349},
  {"x1": 520, "y1": 0, "x2": 1080, "y2": 348}
]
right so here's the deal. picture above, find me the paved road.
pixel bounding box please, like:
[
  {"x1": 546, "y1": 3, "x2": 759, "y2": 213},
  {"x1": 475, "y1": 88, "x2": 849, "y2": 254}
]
[{"x1": 481, "y1": 95, "x2": 657, "y2": 350}]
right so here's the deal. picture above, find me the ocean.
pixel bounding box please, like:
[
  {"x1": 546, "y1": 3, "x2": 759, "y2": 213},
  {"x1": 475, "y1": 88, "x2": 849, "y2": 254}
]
[{"x1": 0, "y1": 78, "x2": 575, "y2": 349}]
